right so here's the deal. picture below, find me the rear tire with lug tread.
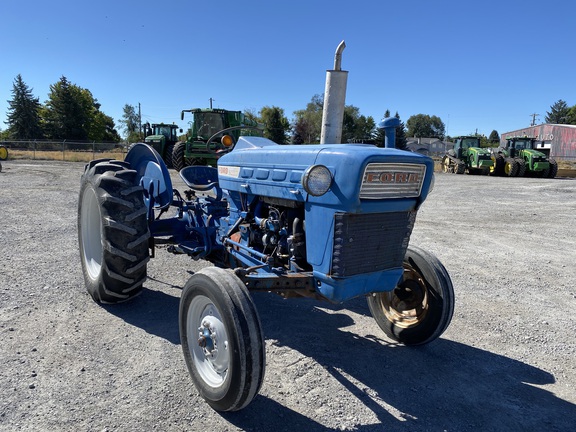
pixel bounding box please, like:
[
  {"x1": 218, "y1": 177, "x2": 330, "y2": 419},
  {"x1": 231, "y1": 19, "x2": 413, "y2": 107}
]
[
  {"x1": 172, "y1": 141, "x2": 186, "y2": 172},
  {"x1": 78, "y1": 159, "x2": 150, "y2": 303}
]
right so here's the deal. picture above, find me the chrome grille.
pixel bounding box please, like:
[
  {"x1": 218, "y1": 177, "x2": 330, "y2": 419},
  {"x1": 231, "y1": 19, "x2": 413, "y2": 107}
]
[{"x1": 360, "y1": 163, "x2": 426, "y2": 199}]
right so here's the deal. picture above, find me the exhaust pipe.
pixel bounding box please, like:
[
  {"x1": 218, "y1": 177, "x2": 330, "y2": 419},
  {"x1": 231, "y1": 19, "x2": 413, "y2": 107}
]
[{"x1": 320, "y1": 41, "x2": 348, "y2": 144}]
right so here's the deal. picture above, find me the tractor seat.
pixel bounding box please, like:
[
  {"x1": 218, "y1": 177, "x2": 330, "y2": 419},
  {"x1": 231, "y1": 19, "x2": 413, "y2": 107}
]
[{"x1": 179, "y1": 166, "x2": 222, "y2": 198}]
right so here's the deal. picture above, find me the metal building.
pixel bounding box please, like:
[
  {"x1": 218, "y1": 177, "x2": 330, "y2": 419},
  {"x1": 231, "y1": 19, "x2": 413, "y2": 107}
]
[{"x1": 500, "y1": 124, "x2": 576, "y2": 160}]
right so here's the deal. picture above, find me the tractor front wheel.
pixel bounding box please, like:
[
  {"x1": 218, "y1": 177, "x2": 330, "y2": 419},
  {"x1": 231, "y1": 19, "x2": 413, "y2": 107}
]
[
  {"x1": 179, "y1": 267, "x2": 265, "y2": 411},
  {"x1": 0, "y1": 145, "x2": 8, "y2": 160},
  {"x1": 504, "y1": 157, "x2": 519, "y2": 177},
  {"x1": 367, "y1": 246, "x2": 455, "y2": 345},
  {"x1": 78, "y1": 159, "x2": 150, "y2": 303}
]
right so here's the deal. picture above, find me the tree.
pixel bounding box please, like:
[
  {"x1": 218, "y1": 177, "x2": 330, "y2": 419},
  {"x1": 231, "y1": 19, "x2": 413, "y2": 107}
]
[
  {"x1": 341, "y1": 105, "x2": 376, "y2": 144},
  {"x1": 394, "y1": 112, "x2": 408, "y2": 150},
  {"x1": 292, "y1": 94, "x2": 324, "y2": 144},
  {"x1": 406, "y1": 114, "x2": 445, "y2": 140},
  {"x1": 42, "y1": 76, "x2": 121, "y2": 141},
  {"x1": 567, "y1": 105, "x2": 576, "y2": 125},
  {"x1": 545, "y1": 99, "x2": 570, "y2": 124},
  {"x1": 43, "y1": 76, "x2": 91, "y2": 140},
  {"x1": 375, "y1": 110, "x2": 407, "y2": 149},
  {"x1": 119, "y1": 104, "x2": 140, "y2": 141},
  {"x1": 5, "y1": 74, "x2": 44, "y2": 139},
  {"x1": 259, "y1": 106, "x2": 290, "y2": 144},
  {"x1": 488, "y1": 130, "x2": 500, "y2": 144}
]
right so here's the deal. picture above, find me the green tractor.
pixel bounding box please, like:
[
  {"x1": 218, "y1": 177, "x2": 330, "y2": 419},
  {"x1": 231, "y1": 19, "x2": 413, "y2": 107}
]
[
  {"x1": 490, "y1": 136, "x2": 557, "y2": 178},
  {"x1": 442, "y1": 136, "x2": 493, "y2": 175},
  {"x1": 172, "y1": 108, "x2": 262, "y2": 171},
  {"x1": 143, "y1": 123, "x2": 181, "y2": 168}
]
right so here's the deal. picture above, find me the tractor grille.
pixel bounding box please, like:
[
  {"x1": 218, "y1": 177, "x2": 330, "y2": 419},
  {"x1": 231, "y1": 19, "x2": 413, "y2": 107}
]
[
  {"x1": 331, "y1": 211, "x2": 416, "y2": 277},
  {"x1": 360, "y1": 163, "x2": 426, "y2": 199}
]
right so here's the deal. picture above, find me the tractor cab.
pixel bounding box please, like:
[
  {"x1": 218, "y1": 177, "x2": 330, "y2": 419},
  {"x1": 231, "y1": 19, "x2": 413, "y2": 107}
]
[{"x1": 453, "y1": 136, "x2": 481, "y2": 159}]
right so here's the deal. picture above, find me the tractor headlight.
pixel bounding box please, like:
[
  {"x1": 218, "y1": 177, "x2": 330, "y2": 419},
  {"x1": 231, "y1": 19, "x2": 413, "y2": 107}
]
[{"x1": 302, "y1": 165, "x2": 332, "y2": 196}]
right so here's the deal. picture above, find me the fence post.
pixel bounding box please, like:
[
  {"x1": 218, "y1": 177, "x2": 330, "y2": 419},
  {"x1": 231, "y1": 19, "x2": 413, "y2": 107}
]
[
  {"x1": 33, "y1": 140, "x2": 36, "y2": 160},
  {"x1": 92, "y1": 141, "x2": 96, "y2": 160}
]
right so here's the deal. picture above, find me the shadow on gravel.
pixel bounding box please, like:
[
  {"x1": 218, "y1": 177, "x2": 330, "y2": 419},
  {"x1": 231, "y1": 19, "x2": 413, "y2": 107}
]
[
  {"x1": 102, "y1": 288, "x2": 180, "y2": 345},
  {"x1": 100, "y1": 287, "x2": 575, "y2": 431},
  {"x1": 233, "y1": 292, "x2": 574, "y2": 432}
]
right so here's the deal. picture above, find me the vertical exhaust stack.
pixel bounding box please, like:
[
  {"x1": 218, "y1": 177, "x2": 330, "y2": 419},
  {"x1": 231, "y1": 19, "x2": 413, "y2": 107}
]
[{"x1": 320, "y1": 41, "x2": 348, "y2": 144}]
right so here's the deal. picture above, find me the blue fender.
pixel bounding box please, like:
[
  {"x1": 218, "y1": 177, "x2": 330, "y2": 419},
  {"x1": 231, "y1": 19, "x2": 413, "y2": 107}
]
[{"x1": 125, "y1": 143, "x2": 173, "y2": 210}]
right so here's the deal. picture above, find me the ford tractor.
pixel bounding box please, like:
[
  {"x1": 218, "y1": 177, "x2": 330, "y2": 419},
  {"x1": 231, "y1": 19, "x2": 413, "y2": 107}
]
[
  {"x1": 442, "y1": 136, "x2": 493, "y2": 175},
  {"x1": 77, "y1": 117, "x2": 455, "y2": 411},
  {"x1": 140, "y1": 123, "x2": 181, "y2": 169},
  {"x1": 172, "y1": 108, "x2": 263, "y2": 171},
  {"x1": 490, "y1": 136, "x2": 558, "y2": 178}
]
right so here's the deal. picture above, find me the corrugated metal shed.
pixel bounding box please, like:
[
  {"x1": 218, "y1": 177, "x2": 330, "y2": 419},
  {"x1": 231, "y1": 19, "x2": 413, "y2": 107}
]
[{"x1": 501, "y1": 124, "x2": 576, "y2": 159}]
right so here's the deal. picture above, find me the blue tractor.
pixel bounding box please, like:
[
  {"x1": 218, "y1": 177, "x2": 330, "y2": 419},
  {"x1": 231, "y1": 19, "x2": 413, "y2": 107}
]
[{"x1": 77, "y1": 119, "x2": 455, "y2": 411}]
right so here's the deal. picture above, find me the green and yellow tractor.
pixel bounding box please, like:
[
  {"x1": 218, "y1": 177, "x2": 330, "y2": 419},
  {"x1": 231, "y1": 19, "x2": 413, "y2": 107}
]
[
  {"x1": 173, "y1": 108, "x2": 263, "y2": 171},
  {"x1": 442, "y1": 136, "x2": 493, "y2": 175},
  {"x1": 142, "y1": 123, "x2": 181, "y2": 168},
  {"x1": 490, "y1": 136, "x2": 557, "y2": 178}
]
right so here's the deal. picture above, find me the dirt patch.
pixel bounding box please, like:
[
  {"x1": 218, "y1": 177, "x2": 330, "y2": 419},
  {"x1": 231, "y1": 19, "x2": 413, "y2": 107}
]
[{"x1": 1, "y1": 160, "x2": 575, "y2": 431}]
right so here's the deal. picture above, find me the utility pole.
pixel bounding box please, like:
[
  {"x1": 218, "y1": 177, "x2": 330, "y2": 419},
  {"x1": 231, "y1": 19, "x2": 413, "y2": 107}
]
[
  {"x1": 209, "y1": 98, "x2": 214, "y2": 109},
  {"x1": 530, "y1": 113, "x2": 539, "y2": 126},
  {"x1": 138, "y1": 102, "x2": 142, "y2": 137}
]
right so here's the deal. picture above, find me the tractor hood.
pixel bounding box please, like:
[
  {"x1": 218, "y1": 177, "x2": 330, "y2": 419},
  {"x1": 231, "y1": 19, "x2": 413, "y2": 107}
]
[
  {"x1": 217, "y1": 137, "x2": 435, "y2": 212},
  {"x1": 469, "y1": 147, "x2": 491, "y2": 156}
]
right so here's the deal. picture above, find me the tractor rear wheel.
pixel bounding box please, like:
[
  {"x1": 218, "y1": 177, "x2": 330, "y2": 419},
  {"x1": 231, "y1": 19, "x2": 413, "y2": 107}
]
[
  {"x1": 441, "y1": 156, "x2": 452, "y2": 173},
  {"x1": 367, "y1": 246, "x2": 455, "y2": 345},
  {"x1": 546, "y1": 158, "x2": 558, "y2": 178},
  {"x1": 0, "y1": 145, "x2": 8, "y2": 160},
  {"x1": 78, "y1": 159, "x2": 150, "y2": 303},
  {"x1": 179, "y1": 267, "x2": 265, "y2": 411},
  {"x1": 164, "y1": 143, "x2": 175, "y2": 169},
  {"x1": 173, "y1": 141, "x2": 186, "y2": 172}
]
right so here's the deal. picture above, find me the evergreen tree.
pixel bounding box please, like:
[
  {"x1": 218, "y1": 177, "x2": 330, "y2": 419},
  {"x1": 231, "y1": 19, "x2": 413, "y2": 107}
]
[
  {"x1": 260, "y1": 106, "x2": 290, "y2": 144},
  {"x1": 5, "y1": 74, "x2": 44, "y2": 139},
  {"x1": 545, "y1": 99, "x2": 570, "y2": 124},
  {"x1": 488, "y1": 130, "x2": 500, "y2": 144},
  {"x1": 43, "y1": 76, "x2": 91, "y2": 140},
  {"x1": 394, "y1": 112, "x2": 408, "y2": 150}
]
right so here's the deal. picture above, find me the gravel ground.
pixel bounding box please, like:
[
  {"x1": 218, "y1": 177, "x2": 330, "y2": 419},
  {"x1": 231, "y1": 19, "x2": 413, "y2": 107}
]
[{"x1": 1, "y1": 159, "x2": 575, "y2": 432}]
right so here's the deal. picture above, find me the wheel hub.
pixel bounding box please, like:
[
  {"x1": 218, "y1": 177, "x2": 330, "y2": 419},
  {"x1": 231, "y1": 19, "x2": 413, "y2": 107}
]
[{"x1": 196, "y1": 314, "x2": 229, "y2": 375}]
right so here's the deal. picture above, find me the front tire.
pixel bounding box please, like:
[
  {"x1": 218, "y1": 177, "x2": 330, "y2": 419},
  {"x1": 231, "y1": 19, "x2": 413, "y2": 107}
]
[
  {"x1": 179, "y1": 267, "x2": 265, "y2": 411},
  {"x1": 78, "y1": 159, "x2": 150, "y2": 303},
  {"x1": 367, "y1": 246, "x2": 455, "y2": 345}
]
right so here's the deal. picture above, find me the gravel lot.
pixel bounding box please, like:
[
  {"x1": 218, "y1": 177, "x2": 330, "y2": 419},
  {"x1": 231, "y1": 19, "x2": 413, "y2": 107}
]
[{"x1": 1, "y1": 159, "x2": 575, "y2": 431}]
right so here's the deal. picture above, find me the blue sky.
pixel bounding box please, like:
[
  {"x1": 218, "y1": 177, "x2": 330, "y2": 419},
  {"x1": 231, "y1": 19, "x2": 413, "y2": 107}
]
[{"x1": 1, "y1": 0, "x2": 574, "y2": 139}]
